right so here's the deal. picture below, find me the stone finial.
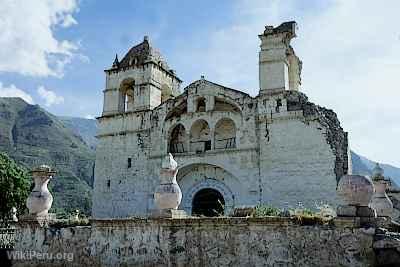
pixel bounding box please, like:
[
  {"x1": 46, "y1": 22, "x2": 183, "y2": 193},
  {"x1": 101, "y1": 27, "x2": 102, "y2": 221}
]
[
  {"x1": 337, "y1": 175, "x2": 374, "y2": 206},
  {"x1": 11, "y1": 207, "x2": 18, "y2": 222},
  {"x1": 72, "y1": 209, "x2": 80, "y2": 221},
  {"x1": 154, "y1": 153, "x2": 182, "y2": 211},
  {"x1": 112, "y1": 54, "x2": 119, "y2": 68},
  {"x1": 370, "y1": 164, "x2": 393, "y2": 217},
  {"x1": 26, "y1": 165, "x2": 56, "y2": 217},
  {"x1": 161, "y1": 153, "x2": 178, "y2": 171},
  {"x1": 144, "y1": 35, "x2": 149, "y2": 42},
  {"x1": 372, "y1": 163, "x2": 384, "y2": 180},
  {"x1": 336, "y1": 175, "x2": 376, "y2": 218}
]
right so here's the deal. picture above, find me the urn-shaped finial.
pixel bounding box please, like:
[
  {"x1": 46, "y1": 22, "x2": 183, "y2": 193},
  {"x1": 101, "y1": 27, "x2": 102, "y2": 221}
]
[
  {"x1": 337, "y1": 175, "x2": 374, "y2": 206},
  {"x1": 372, "y1": 163, "x2": 384, "y2": 180},
  {"x1": 154, "y1": 153, "x2": 182, "y2": 210},
  {"x1": 370, "y1": 164, "x2": 393, "y2": 217},
  {"x1": 11, "y1": 207, "x2": 18, "y2": 222},
  {"x1": 26, "y1": 165, "x2": 56, "y2": 216}
]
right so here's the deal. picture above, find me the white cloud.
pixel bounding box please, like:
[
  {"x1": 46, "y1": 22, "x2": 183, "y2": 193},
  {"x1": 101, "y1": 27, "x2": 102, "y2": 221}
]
[
  {"x1": 84, "y1": 114, "x2": 95, "y2": 120},
  {"x1": 0, "y1": 0, "x2": 80, "y2": 77},
  {"x1": 175, "y1": 0, "x2": 400, "y2": 166},
  {"x1": 0, "y1": 82, "x2": 34, "y2": 104},
  {"x1": 37, "y1": 86, "x2": 64, "y2": 107}
]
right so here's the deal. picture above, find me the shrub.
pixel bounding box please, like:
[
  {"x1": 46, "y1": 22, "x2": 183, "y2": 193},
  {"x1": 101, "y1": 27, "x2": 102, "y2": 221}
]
[
  {"x1": 0, "y1": 152, "x2": 30, "y2": 223},
  {"x1": 253, "y1": 205, "x2": 281, "y2": 217}
]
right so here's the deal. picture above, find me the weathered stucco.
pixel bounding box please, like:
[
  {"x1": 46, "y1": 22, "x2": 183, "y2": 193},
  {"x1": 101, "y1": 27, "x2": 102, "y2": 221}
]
[
  {"x1": 92, "y1": 21, "x2": 350, "y2": 218},
  {"x1": 13, "y1": 218, "x2": 376, "y2": 267}
]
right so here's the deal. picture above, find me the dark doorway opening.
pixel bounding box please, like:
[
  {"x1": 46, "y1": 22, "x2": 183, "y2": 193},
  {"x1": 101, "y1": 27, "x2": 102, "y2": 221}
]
[{"x1": 192, "y1": 188, "x2": 225, "y2": 217}]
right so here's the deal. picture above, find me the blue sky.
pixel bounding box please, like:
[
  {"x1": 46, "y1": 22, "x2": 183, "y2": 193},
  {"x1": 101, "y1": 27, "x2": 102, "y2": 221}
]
[{"x1": 0, "y1": 0, "x2": 399, "y2": 167}]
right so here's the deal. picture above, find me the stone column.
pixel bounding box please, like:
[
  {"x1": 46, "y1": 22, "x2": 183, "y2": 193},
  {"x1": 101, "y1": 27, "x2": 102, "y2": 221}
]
[
  {"x1": 370, "y1": 163, "x2": 393, "y2": 218},
  {"x1": 152, "y1": 153, "x2": 186, "y2": 218}
]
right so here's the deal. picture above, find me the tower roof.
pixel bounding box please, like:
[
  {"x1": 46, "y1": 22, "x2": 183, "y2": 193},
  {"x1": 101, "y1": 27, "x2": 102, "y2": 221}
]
[{"x1": 118, "y1": 36, "x2": 169, "y2": 69}]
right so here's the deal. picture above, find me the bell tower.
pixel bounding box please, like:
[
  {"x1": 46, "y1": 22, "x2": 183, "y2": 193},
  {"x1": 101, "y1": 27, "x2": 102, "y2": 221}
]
[
  {"x1": 258, "y1": 21, "x2": 302, "y2": 94},
  {"x1": 102, "y1": 36, "x2": 182, "y2": 116}
]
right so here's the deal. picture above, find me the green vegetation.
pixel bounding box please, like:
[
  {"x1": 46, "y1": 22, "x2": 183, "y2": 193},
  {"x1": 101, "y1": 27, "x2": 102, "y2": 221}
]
[
  {"x1": 252, "y1": 204, "x2": 336, "y2": 225},
  {"x1": 253, "y1": 205, "x2": 282, "y2": 217},
  {"x1": 50, "y1": 210, "x2": 90, "y2": 228},
  {"x1": 0, "y1": 152, "x2": 30, "y2": 221}
]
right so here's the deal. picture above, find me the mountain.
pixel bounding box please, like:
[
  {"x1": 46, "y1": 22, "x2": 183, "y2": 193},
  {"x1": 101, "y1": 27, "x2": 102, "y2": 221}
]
[
  {"x1": 59, "y1": 116, "x2": 98, "y2": 149},
  {"x1": 0, "y1": 97, "x2": 94, "y2": 215},
  {"x1": 352, "y1": 151, "x2": 400, "y2": 187},
  {"x1": 351, "y1": 151, "x2": 372, "y2": 176}
]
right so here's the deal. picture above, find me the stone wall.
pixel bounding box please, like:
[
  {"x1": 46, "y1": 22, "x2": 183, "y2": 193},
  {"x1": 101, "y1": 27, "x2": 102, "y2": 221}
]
[{"x1": 12, "y1": 218, "x2": 376, "y2": 267}]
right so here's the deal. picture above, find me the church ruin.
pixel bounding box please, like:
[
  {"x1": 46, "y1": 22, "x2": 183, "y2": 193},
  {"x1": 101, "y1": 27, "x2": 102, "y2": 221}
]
[{"x1": 92, "y1": 21, "x2": 351, "y2": 218}]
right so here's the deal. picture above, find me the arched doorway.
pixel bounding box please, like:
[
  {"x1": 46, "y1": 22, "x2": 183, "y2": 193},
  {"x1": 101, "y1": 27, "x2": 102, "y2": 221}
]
[{"x1": 192, "y1": 188, "x2": 225, "y2": 217}]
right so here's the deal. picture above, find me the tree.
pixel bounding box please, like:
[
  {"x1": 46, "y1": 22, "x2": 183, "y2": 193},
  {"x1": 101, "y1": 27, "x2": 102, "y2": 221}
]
[{"x1": 0, "y1": 152, "x2": 30, "y2": 221}]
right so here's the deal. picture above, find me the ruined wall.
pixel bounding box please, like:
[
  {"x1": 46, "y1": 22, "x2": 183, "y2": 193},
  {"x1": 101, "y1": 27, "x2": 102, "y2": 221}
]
[
  {"x1": 12, "y1": 218, "x2": 376, "y2": 267},
  {"x1": 257, "y1": 90, "x2": 348, "y2": 208},
  {"x1": 259, "y1": 118, "x2": 341, "y2": 208}
]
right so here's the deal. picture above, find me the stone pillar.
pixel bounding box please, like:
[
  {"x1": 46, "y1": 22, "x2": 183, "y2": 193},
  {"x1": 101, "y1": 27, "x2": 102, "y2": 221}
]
[
  {"x1": 22, "y1": 165, "x2": 56, "y2": 224},
  {"x1": 152, "y1": 153, "x2": 186, "y2": 218},
  {"x1": 336, "y1": 175, "x2": 376, "y2": 218},
  {"x1": 370, "y1": 163, "x2": 393, "y2": 217}
]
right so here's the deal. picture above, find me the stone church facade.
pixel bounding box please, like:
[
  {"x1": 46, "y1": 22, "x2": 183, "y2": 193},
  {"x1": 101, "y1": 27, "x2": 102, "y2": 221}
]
[{"x1": 92, "y1": 21, "x2": 351, "y2": 218}]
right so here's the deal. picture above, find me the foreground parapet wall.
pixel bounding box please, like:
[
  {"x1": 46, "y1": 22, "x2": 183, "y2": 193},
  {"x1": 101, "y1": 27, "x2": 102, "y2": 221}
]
[{"x1": 11, "y1": 217, "x2": 379, "y2": 267}]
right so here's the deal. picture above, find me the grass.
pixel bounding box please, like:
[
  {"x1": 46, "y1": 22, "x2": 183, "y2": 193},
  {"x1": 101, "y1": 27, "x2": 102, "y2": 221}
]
[{"x1": 251, "y1": 204, "x2": 336, "y2": 225}]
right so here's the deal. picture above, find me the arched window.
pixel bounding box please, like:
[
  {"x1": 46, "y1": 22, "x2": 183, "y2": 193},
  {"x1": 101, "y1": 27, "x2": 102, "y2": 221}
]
[
  {"x1": 214, "y1": 118, "x2": 236, "y2": 149},
  {"x1": 196, "y1": 97, "x2": 206, "y2": 112},
  {"x1": 119, "y1": 79, "x2": 135, "y2": 112},
  {"x1": 168, "y1": 124, "x2": 187, "y2": 154},
  {"x1": 190, "y1": 119, "x2": 211, "y2": 153}
]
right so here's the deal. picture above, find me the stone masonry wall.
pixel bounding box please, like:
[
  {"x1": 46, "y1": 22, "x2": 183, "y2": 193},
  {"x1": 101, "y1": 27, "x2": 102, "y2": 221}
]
[{"x1": 12, "y1": 218, "x2": 376, "y2": 267}]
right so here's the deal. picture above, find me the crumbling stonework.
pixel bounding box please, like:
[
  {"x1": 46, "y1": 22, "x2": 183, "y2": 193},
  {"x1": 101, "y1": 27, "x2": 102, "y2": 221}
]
[
  {"x1": 285, "y1": 90, "x2": 350, "y2": 182},
  {"x1": 13, "y1": 218, "x2": 377, "y2": 267}
]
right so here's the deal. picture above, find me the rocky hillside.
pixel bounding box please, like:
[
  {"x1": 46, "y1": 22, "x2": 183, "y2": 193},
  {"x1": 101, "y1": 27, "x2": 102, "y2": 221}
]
[
  {"x1": 59, "y1": 116, "x2": 98, "y2": 149},
  {"x1": 0, "y1": 97, "x2": 94, "y2": 215},
  {"x1": 351, "y1": 151, "x2": 400, "y2": 187}
]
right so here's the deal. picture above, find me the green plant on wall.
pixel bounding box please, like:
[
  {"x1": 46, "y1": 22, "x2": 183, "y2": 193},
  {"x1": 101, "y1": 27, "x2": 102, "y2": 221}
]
[
  {"x1": 253, "y1": 204, "x2": 282, "y2": 217},
  {"x1": 0, "y1": 152, "x2": 30, "y2": 222}
]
